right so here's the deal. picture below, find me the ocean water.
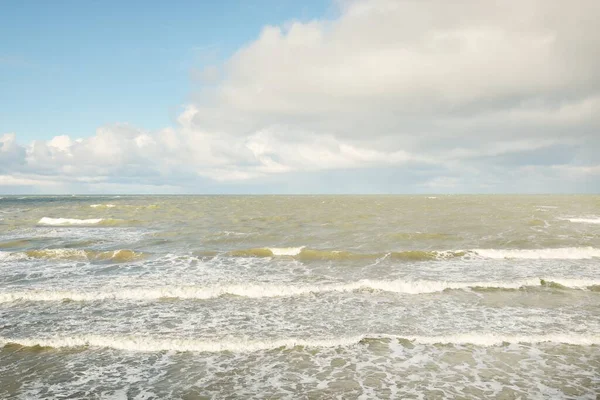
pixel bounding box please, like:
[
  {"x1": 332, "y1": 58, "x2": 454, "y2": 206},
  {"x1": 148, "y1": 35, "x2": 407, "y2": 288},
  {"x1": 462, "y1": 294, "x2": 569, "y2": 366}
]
[{"x1": 0, "y1": 195, "x2": 599, "y2": 399}]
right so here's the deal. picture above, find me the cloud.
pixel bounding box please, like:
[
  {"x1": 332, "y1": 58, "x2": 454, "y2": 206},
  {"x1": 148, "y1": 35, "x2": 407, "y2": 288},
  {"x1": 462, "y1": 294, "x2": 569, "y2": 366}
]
[
  {"x1": 1, "y1": 0, "x2": 599, "y2": 193},
  {"x1": 0, "y1": 134, "x2": 27, "y2": 170}
]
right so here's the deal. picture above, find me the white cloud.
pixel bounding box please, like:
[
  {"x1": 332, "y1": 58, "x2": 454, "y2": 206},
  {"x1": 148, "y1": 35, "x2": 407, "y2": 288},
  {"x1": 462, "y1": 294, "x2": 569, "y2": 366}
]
[
  {"x1": 0, "y1": 133, "x2": 26, "y2": 167},
  {"x1": 1, "y1": 0, "x2": 599, "y2": 193}
]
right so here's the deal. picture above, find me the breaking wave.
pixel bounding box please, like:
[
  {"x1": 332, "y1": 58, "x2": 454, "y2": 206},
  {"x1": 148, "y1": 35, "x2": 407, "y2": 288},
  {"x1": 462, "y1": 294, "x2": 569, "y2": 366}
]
[
  {"x1": 562, "y1": 217, "x2": 600, "y2": 224},
  {"x1": 38, "y1": 217, "x2": 104, "y2": 226},
  {"x1": 470, "y1": 247, "x2": 600, "y2": 259},
  {"x1": 1, "y1": 333, "x2": 598, "y2": 353},
  {"x1": 90, "y1": 204, "x2": 116, "y2": 208},
  {"x1": 0, "y1": 249, "x2": 143, "y2": 263},
  {"x1": 1, "y1": 278, "x2": 597, "y2": 303},
  {"x1": 229, "y1": 247, "x2": 305, "y2": 257},
  {"x1": 228, "y1": 247, "x2": 465, "y2": 261},
  {"x1": 226, "y1": 247, "x2": 600, "y2": 261},
  {"x1": 37, "y1": 217, "x2": 131, "y2": 226}
]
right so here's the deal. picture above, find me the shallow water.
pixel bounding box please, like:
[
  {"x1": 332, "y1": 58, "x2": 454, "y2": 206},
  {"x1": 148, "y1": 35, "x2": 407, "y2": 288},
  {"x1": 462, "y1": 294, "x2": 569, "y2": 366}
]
[{"x1": 0, "y1": 195, "x2": 599, "y2": 399}]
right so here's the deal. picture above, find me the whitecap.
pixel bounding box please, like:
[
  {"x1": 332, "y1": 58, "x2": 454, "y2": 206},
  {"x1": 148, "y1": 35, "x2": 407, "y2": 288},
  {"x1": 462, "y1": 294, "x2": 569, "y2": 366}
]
[
  {"x1": 1, "y1": 332, "x2": 598, "y2": 353},
  {"x1": 38, "y1": 217, "x2": 104, "y2": 226},
  {"x1": 562, "y1": 217, "x2": 600, "y2": 224},
  {"x1": 1, "y1": 277, "x2": 596, "y2": 303},
  {"x1": 267, "y1": 247, "x2": 305, "y2": 256},
  {"x1": 471, "y1": 247, "x2": 600, "y2": 259}
]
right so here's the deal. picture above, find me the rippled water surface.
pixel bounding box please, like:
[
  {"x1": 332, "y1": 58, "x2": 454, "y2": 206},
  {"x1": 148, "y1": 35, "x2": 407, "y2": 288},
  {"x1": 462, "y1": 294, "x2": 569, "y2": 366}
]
[{"x1": 0, "y1": 195, "x2": 599, "y2": 399}]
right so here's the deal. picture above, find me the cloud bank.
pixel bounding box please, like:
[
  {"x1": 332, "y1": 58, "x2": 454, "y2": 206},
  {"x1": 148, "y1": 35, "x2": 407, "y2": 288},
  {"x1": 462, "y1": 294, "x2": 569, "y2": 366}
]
[{"x1": 2, "y1": 0, "x2": 599, "y2": 193}]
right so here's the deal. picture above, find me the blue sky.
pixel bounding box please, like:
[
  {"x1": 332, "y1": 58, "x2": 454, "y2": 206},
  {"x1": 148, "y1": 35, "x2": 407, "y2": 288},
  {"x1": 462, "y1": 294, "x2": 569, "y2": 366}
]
[
  {"x1": 1, "y1": 0, "x2": 331, "y2": 141},
  {"x1": 0, "y1": 0, "x2": 598, "y2": 193}
]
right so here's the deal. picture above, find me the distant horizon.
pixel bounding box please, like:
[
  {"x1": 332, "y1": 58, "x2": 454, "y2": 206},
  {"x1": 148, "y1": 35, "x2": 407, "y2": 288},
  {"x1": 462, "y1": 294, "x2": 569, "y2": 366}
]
[{"x1": 1, "y1": 193, "x2": 598, "y2": 196}]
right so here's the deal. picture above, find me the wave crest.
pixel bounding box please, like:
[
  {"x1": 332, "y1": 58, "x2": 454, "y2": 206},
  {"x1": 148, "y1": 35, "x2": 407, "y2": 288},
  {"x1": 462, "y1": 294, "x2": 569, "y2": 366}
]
[
  {"x1": 562, "y1": 217, "x2": 600, "y2": 224},
  {"x1": 38, "y1": 217, "x2": 104, "y2": 226},
  {"x1": 37, "y1": 217, "x2": 132, "y2": 226},
  {"x1": 2, "y1": 278, "x2": 597, "y2": 303},
  {"x1": 0, "y1": 249, "x2": 144, "y2": 263},
  {"x1": 2, "y1": 333, "x2": 598, "y2": 353},
  {"x1": 226, "y1": 247, "x2": 600, "y2": 261}
]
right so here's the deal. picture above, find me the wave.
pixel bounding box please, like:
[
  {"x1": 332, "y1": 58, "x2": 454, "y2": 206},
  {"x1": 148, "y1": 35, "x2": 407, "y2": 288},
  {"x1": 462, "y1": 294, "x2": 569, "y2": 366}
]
[
  {"x1": 0, "y1": 239, "x2": 32, "y2": 249},
  {"x1": 563, "y1": 217, "x2": 600, "y2": 224},
  {"x1": 226, "y1": 247, "x2": 600, "y2": 261},
  {"x1": 229, "y1": 247, "x2": 305, "y2": 257},
  {"x1": 1, "y1": 332, "x2": 598, "y2": 353},
  {"x1": 37, "y1": 217, "x2": 129, "y2": 226},
  {"x1": 227, "y1": 247, "x2": 462, "y2": 261},
  {"x1": 390, "y1": 250, "x2": 466, "y2": 261},
  {"x1": 0, "y1": 249, "x2": 143, "y2": 263},
  {"x1": 0, "y1": 251, "x2": 29, "y2": 262},
  {"x1": 388, "y1": 232, "x2": 457, "y2": 241},
  {"x1": 90, "y1": 204, "x2": 116, "y2": 208},
  {"x1": 2, "y1": 278, "x2": 597, "y2": 303},
  {"x1": 38, "y1": 217, "x2": 104, "y2": 226},
  {"x1": 471, "y1": 247, "x2": 600, "y2": 259}
]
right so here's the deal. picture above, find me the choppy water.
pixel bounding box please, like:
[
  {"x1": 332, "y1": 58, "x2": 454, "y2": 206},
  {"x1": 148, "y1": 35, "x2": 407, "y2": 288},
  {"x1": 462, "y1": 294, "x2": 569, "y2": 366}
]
[{"x1": 0, "y1": 195, "x2": 599, "y2": 399}]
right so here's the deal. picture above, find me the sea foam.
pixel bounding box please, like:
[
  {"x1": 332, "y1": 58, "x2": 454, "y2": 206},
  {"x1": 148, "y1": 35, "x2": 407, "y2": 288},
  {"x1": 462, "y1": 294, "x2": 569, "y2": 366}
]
[
  {"x1": 227, "y1": 246, "x2": 600, "y2": 260},
  {"x1": 1, "y1": 332, "x2": 598, "y2": 353},
  {"x1": 471, "y1": 247, "x2": 600, "y2": 259},
  {"x1": 38, "y1": 217, "x2": 104, "y2": 226},
  {"x1": 562, "y1": 217, "x2": 600, "y2": 224},
  {"x1": 1, "y1": 277, "x2": 597, "y2": 303}
]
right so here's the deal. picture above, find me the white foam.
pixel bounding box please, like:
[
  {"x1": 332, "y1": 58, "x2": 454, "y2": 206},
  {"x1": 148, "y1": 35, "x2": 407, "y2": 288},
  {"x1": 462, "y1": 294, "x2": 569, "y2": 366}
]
[
  {"x1": 38, "y1": 217, "x2": 104, "y2": 226},
  {"x1": 1, "y1": 277, "x2": 596, "y2": 303},
  {"x1": 0, "y1": 335, "x2": 364, "y2": 353},
  {"x1": 0, "y1": 251, "x2": 29, "y2": 262},
  {"x1": 90, "y1": 204, "x2": 116, "y2": 208},
  {"x1": 471, "y1": 247, "x2": 600, "y2": 259},
  {"x1": 1, "y1": 332, "x2": 598, "y2": 353},
  {"x1": 403, "y1": 333, "x2": 600, "y2": 347},
  {"x1": 236, "y1": 246, "x2": 600, "y2": 260},
  {"x1": 268, "y1": 247, "x2": 305, "y2": 256},
  {"x1": 562, "y1": 217, "x2": 600, "y2": 224}
]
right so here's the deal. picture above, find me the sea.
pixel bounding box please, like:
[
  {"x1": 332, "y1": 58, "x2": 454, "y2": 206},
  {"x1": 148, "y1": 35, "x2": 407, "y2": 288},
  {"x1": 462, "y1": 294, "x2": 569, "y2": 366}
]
[{"x1": 0, "y1": 195, "x2": 598, "y2": 399}]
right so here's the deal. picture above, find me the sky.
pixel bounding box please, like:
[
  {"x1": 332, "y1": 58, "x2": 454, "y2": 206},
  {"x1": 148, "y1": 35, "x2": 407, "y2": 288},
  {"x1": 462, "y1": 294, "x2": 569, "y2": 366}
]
[{"x1": 1, "y1": 0, "x2": 599, "y2": 194}]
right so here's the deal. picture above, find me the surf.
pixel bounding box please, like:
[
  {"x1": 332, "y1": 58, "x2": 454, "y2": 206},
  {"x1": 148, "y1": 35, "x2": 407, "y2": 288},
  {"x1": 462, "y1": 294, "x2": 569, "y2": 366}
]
[
  {"x1": 225, "y1": 246, "x2": 600, "y2": 260},
  {"x1": 37, "y1": 217, "x2": 133, "y2": 227},
  {"x1": 2, "y1": 277, "x2": 597, "y2": 303},
  {"x1": 38, "y1": 217, "x2": 104, "y2": 226},
  {"x1": 2, "y1": 332, "x2": 598, "y2": 354},
  {"x1": 562, "y1": 217, "x2": 600, "y2": 224},
  {"x1": 0, "y1": 249, "x2": 143, "y2": 263}
]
